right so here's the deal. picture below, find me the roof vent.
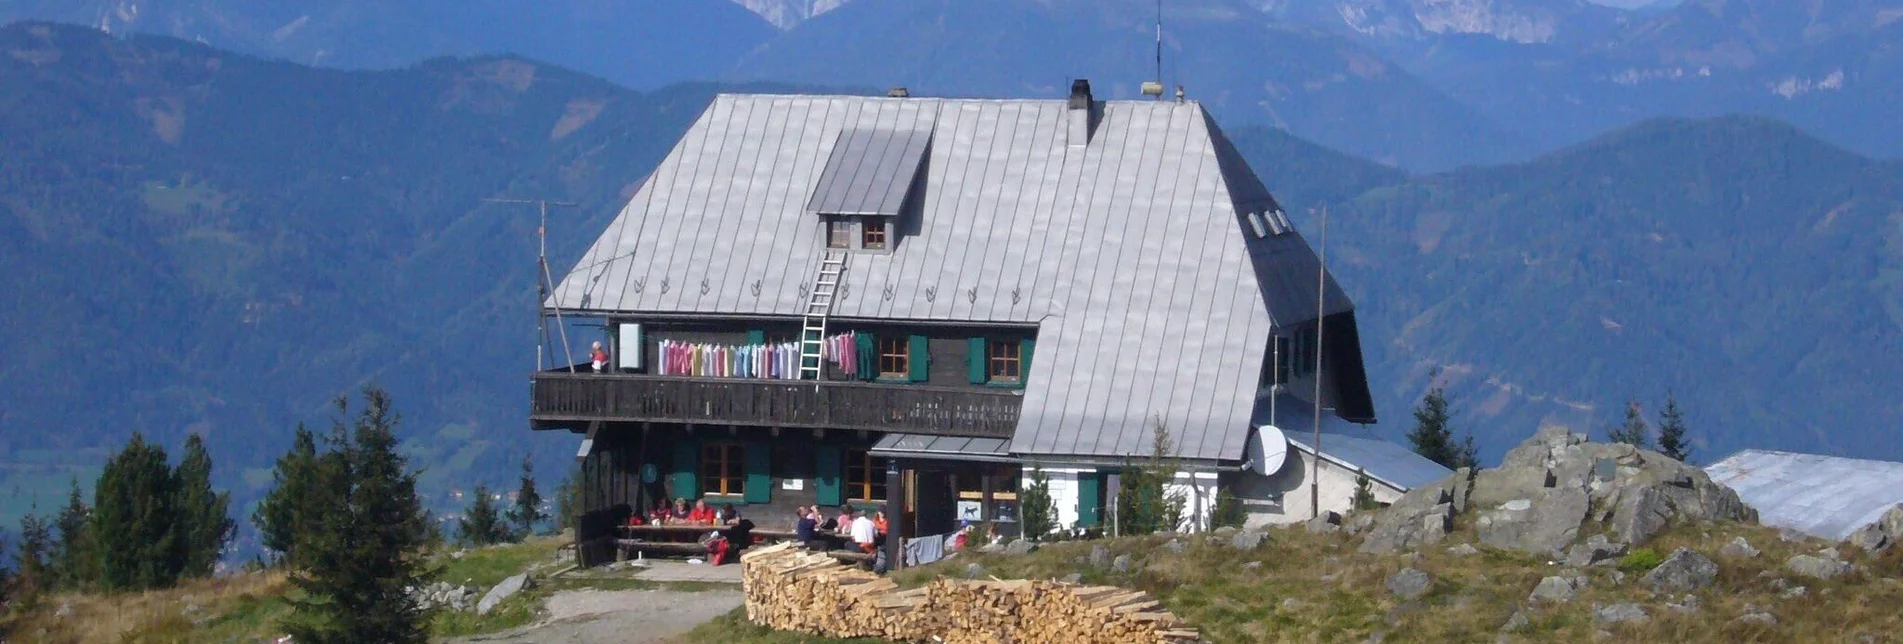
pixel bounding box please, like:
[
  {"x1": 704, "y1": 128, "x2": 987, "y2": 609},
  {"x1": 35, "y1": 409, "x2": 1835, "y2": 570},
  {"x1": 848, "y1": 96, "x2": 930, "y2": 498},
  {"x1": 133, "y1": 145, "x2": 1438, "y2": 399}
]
[
  {"x1": 888, "y1": 86, "x2": 910, "y2": 98},
  {"x1": 1068, "y1": 79, "x2": 1092, "y2": 110},
  {"x1": 1068, "y1": 79, "x2": 1096, "y2": 147}
]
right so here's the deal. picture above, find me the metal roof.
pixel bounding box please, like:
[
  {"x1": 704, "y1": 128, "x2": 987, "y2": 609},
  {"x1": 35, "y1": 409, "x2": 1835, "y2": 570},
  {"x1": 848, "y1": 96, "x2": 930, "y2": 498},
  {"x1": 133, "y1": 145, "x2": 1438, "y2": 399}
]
[
  {"x1": 806, "y1": 127, "x2": 933, "y2": 216},
  {"x1": 1266, "y1": 393, "x2": 1451, "y2": 491},
  {"x1": 1705, "y1": 449, "x2": 1903, "y2": 540},
  {"x1": 870, "y1": 434, "x2": 1013, "y2": 463},
  {"x1": 548, "y1": 94, "x2": 1357, "y2": 462}
]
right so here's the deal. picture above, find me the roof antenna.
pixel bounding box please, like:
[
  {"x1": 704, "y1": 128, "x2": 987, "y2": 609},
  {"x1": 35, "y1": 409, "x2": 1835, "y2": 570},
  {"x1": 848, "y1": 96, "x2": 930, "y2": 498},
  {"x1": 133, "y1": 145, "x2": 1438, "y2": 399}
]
[{"x1": 1142, "y1": 0, "x2": 1165, "y2": 99}]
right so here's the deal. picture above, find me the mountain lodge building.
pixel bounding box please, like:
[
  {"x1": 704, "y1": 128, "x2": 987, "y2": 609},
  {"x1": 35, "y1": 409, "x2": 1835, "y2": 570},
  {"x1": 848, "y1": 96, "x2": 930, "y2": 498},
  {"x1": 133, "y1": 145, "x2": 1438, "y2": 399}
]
[{"x1": 531, "y1": 81, "x2": 1448, "y2": 566}]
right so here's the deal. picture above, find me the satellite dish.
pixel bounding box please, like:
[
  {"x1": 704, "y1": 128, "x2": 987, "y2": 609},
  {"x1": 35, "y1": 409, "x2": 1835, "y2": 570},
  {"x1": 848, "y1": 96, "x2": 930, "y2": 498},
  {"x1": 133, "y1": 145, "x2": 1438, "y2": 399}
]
[{"x1": 1246, "y1": 425, "x2": 1289, "y2": 476}]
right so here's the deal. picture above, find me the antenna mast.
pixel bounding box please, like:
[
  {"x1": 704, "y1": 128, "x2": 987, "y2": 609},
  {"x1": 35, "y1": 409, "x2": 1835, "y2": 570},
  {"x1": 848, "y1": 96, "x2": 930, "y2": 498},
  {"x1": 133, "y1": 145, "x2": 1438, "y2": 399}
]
[
  {"x1": 487, "y1": 197, "x2": 580, "y2": 373},
  {"x1": 1142, "y1": 0, "x2": 1167, "y2": 98}
]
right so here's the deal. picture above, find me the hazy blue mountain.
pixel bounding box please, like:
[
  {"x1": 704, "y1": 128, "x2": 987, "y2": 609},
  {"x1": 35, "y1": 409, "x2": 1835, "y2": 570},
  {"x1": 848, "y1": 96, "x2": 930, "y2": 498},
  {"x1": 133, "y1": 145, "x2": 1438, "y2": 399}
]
[{"x1": 0, "y1": 0, "x2": 780, "y2": 88}]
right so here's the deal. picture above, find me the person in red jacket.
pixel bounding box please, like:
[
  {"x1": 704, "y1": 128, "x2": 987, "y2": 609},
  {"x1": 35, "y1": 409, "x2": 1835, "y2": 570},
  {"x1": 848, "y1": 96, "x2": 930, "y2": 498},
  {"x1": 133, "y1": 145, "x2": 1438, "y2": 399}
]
[
  {"x1": 688, "y1": 499, "x2": 718, "y2": 525},
  {"x1": 590, "y1": 341, "x2": 610, "y2": 373}
]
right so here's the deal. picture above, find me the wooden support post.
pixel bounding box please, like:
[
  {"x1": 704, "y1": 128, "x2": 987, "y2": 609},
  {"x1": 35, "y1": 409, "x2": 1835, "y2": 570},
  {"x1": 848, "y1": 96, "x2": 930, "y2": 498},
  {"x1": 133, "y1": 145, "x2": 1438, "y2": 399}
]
[
  {"x1": 981, "y1": 467, "x2": 995, "y2": 524},
  {"x1": 886, "y1": 459, "x2": 903, "y2": 571}
]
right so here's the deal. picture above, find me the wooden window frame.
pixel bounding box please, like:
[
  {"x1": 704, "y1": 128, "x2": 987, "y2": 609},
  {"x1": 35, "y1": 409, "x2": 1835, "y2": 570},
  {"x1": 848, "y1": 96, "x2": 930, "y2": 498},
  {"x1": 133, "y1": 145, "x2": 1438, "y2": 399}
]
[
  {"x1": 861, "y1": 218, "x2": 888, "y2": 250},
  {"x1": 700, "y1": 442, "x2": 744, "y2": 497},
  {"x1": 878, "y1": 335, "x2": 909, "y2": 378},
  {"x1": 988, "y1": 339, "x2": 1022, "y2": 382},
  {"x1": 845, "y1": 449, "x2": 887, "y2": 503},
  {"x1": 826, "y1": 218, "x2": 852, "y2": 249}
]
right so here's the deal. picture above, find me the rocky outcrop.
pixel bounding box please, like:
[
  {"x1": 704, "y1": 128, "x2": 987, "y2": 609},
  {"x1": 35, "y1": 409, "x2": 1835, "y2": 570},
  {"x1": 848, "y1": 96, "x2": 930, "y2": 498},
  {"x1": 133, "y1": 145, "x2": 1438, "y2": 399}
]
[
  {"x1": 1721, "y1": 536, "x2": 1760, "y2": 559},
  {"x1": 478, "y1": 573, "x2": 534, "y2": 615},
  {"x1": 410, "y1": 581, "x2": 478, "y2": 612},
  {"x1": 1386, "y1": 567, "x2": 1432, "y2": 600},
  {"x1": 1529, "y1": 574, "x2": 1584, "y2": 603},
  {"x1": 1565, "y1": 534, "x2": 1628, "y2": 567},
  {"x1": 1786, "y1": 554, "x2": 1853, "y2": 580},
  {"x1": 1364, "y1": 427, "x2": 1754, "y2": 556},
  {"x1": 1642, "y1": 548, "x2": 1719, "y2": 591},
  {"x1": 1847, "y1": 505, "x2": 1903, "y2": 553}
]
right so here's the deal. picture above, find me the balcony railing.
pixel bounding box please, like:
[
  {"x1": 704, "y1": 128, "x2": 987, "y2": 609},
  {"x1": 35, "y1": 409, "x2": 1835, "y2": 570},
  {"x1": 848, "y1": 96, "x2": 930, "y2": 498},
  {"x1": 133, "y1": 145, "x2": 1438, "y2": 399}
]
[{"x1": 531, "y1": 372, "x2": 1021, "y2": 438}]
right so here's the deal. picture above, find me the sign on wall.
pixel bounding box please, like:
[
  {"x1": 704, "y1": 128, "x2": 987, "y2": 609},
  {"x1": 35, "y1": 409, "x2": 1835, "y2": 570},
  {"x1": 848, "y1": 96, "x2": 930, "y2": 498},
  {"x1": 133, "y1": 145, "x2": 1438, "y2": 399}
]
[{"x1": 782, "y1": 478, "x2": 805, "y2": 491}]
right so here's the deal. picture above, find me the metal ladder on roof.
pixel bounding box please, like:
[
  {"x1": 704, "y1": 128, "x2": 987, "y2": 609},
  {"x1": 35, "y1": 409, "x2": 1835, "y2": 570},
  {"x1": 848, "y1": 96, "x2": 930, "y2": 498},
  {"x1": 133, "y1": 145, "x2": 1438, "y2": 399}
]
[{"x1": 798, "y1": 251, "x2": 849, "y2": 380}]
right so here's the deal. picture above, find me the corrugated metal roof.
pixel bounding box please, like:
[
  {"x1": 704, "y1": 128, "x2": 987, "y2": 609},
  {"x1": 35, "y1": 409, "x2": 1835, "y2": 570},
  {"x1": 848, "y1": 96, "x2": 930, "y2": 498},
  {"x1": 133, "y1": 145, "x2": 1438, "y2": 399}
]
[
  {"x1": 1267, "y1": 393, "x2": 1451, "y2": 491},
  {"x1": 870, "y1": 434, "x2": 1013, "y2": 463},
  {"x1": 806, "y1": 127, "x2": 934, "y2": 216},
  {"x1": 548, "y1": 94, "x2": 1356, "y2": 461},
  {"x1": 1705, "y1": 449, "x2": 1903, "y2": 540}
]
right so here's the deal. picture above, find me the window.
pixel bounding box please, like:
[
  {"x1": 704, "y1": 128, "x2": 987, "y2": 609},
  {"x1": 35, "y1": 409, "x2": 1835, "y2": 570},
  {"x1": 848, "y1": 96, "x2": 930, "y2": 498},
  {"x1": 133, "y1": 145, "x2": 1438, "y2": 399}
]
[
  {"x1": 827, "y1": 219, "x2": 852, "y2": 249},
  {"x1": 988, "y1": 339, "x2": 1022, "y2": 381},
  {"x1": 700, "y1": 442, "x2": 743, "y2": 496},
  {"x1": 846, "y1": 450, "x2": 888, "y2": 502},
  {"x1": 878, "y1": 336, "x2": 908, "y2": 378},
  {"x1": 862, "y1": 218, "x2": 887, "y2": 249}
]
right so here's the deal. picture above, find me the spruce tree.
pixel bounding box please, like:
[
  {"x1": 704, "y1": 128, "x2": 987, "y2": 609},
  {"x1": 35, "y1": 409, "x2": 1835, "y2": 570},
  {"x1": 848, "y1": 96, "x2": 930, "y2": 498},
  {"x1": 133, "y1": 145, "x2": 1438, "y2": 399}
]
[
  {"x1": 1657, "y1": 393, "x2": 1691, "y2": 463},
  {"x1": 1455, "y1": 432, "x2": 1480, "y2": 470},
  {"x1": 1350, "y1": 470, "x2": 1379, "y2": 512},
  {"x1": 91, "y1": 432, "x2": 183, "y2": 591},
  {"x1": 1407, "y1": 380, "x2": 1460, "y2": 469},
  {"x1": 1608, "y1": 400, "x2": 1652, "y2": 449},
  {"x1": 1209, "y1": 487, "x2": 1247, "y2": 530},
  {"x1": 285, "y1": 387, "x2": 435, "y2": 644},
  {"x1": 1018, "y1": 468, "x2": 1057, "y2": 540},
  {"x1": 175, "y1": 434, "x2": 235, "y2": 578},
  {"x1": 53, "y1": 479, "x2": 96, "y2": 591},
  {"x1": 254, "y1": 425, "x2": 321, "y2": 567},
  {"x1": 458, "y1": 484, "x2": 509, "y2": 547},
  {"x1": 556, "y1": 468, "x2": 582, "y2": 533},
  {"x1": 508, "y1": 455, "x2": 545, "y2": 540},
  {"x1": 13, "y1": 511, "x2": 53, "y2": 599},
  {"x1": 1116, "y1": 421, "x2": 1186, "y2": 535},
  {"x1": 0, "y1": 532, "x2": 11, "y2": 606}
]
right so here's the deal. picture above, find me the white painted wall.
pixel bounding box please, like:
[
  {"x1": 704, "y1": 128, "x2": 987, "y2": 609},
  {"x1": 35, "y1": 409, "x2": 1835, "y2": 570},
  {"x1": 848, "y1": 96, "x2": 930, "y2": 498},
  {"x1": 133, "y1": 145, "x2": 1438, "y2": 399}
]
[
  {"x1": 1228, "y1": 450, "x2": 1405, "y2": 528},
  {"x1": 1023, "y1": 467, "x2": 1089, "y2": 537},
  {"x1": 1166, "y1": 471, "x2": 1221, "y2": 532}
]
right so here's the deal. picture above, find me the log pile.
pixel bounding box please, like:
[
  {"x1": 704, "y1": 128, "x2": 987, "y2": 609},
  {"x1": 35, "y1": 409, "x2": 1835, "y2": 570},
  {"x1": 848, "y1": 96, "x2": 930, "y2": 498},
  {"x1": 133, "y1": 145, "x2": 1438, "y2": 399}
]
[{"x1": 739, "y1": 543, "x2": 1200, "y2": 643}]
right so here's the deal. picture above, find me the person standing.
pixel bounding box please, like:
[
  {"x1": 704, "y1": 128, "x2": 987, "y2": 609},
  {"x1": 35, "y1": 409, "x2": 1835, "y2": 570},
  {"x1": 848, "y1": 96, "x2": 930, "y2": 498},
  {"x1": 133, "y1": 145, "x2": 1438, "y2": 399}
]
[{"x1": 590, "y1": 341, "x2": 610, "y2": 373}]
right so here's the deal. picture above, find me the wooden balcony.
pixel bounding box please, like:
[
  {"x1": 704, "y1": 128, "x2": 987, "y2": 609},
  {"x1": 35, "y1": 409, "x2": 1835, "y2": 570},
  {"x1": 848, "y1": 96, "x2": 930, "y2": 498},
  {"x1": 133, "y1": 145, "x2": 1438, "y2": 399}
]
[{"x1": 530, "y1": 372, "x2": 1021, "y2": 439}]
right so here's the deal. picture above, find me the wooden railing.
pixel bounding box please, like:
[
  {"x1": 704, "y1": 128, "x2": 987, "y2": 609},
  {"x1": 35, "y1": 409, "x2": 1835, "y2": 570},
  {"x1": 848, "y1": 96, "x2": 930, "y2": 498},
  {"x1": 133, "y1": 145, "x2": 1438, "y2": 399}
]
[{"x1": 531, "y1": 372, "x2": 1021, "y2": 438}]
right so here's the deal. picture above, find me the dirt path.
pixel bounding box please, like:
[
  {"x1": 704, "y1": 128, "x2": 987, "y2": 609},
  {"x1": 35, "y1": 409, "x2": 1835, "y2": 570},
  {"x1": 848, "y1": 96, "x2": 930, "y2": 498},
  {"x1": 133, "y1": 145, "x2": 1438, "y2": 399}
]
[{"x1": 443, "y1": 587, "x2": 742, "y2": 644}]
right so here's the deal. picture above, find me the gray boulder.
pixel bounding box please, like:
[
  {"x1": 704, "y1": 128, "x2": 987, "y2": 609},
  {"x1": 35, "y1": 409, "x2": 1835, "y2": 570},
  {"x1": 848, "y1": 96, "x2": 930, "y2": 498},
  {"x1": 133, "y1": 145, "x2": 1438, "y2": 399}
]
[
  {"x1": 1386, "y1": 567, "x2": 1433, "y2": 600},
  {"x1": 1087, "y1": 544, "x2": 1109, "y2": 567},
  {"x1": 1359, "y1": 482, "x2": 1455, "y2": 554},
  {"x1": 1213, "y1": 526, "x2": 1240, "y2": 538},
  {"x1": 1306, "y1": 511, "x2": 1343, "y2": 534},
  {"x1": 1345, "y1": 512, "x2": 1376, "y2": 536},
  {"x1": 1786, "y1": 554, "x2": 1853, "y2": 580},
  {"x1": 1565, "y1": 534, "x2": 1628, "y2": 567},
  {"x1": 1112, "y1": 554, "x2": 1133, "y2": 573},
  {"x1": 1721, "y1": 536, "x2": 1760, "y2": 559},
  {"x1": 965, "y1": 563, "x2": 988, "y2": 579},
  {"x1": 1529, "y1": 575, "x2": 1584, "y2": 603},
  {"x1": 1163, "y1": 539, "x2": 1186, "y2": 554},
  {"x1": 1060, "y1": 573, "x2": 1083, "y2": 584},
  {"x1": 1476, "y1": 488, "x2": 1589, "y2": 555},
  {"x1": 1231, "y1": 530, "x2": 1269, "y2": 551},
  {"x1": 1592, "y1": 603, "x2": 1648, "y2": 625},
  {"x1": 1004, "y1": 539, "x2": 1038, "y2": 556},
  {"x1": 1447, "y1": 543, "x2": 1480, "y2": 556},
  {"x1": 1736, "y1": 612, "x2": 1779, "y2": 627},
  {"x1": 1500, "y1": 610, "x2": 1531, "y2": 633},
  {"x1": 1780, "y1": 585, "x2": 1809, "y2": 599},
  {"x1": 477, "y1": 573, "x2": 533, "y2": 615},
  {"x1": 1642, "y1": 548, "x2": 1719, "y2": 591},
  {"x1": 1847, "y1": 505, "x2": 1903, "y2": 553}
]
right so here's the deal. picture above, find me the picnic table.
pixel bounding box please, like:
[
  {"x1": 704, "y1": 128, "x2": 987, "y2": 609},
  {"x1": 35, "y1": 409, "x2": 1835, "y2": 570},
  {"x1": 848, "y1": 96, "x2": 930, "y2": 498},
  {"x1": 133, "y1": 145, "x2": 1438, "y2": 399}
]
[{"x1": 612, "y1": 523, "x2": 851, "y2": 559}]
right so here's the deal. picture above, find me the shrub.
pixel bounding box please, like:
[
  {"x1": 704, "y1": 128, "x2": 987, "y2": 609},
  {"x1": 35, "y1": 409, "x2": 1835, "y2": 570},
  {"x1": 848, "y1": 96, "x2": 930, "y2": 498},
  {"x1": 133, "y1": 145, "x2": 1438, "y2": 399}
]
[{"x1": 1617, "y1": 548, "x2": 1665, "y2": 572}]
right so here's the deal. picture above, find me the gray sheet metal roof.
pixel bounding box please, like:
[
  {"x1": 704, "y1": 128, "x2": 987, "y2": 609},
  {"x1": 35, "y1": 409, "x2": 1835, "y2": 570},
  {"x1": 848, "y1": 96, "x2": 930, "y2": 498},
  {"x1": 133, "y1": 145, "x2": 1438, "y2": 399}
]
[
  {"x1": 1705, "y1": 449, "x2": 1903, "y2": 540},
  {"x1": 1266, "y1": 393, "x2": 1450, "y2": 491},
  {"x1": 807, "y1": 127, "x2": 933, "y2": 216},
  {"x1": 548, "y1": 94, "x2": 1355, "y2": 462},
  {"x1": 871, "y1": 434, "x2": 1013, "y2": 463}
]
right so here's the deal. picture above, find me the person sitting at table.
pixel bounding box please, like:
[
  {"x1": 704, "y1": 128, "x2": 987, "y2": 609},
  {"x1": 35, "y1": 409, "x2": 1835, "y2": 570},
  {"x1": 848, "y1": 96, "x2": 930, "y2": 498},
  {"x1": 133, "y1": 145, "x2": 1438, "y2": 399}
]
[
  {"x1": 849, "y1": 510, "x2": 877, "y2": 555},
  {"x1": 818, "y1": 507, "x2": 840, "y2": 533},
  {"x1": 873, "y1": 510, "x2": 889, "y2": 537},
  {"x1": 833, "y1": 506, "x2": 856, "y2": 535},
  {"x1": 647, "y1": 500, "x2": 672, "y2": 525},
  {"x1": 795, "y1": 506, "x2": 818, "y2": 547},
  {"x1": 719, "y1": 508, "x2": 755, "y2": 565},
  {"x1": 689, "y1": 499, "x2": 718, "y2": 525},
  {"x1": 670, "y1": 498, "x2": 692, "y2": 524}
]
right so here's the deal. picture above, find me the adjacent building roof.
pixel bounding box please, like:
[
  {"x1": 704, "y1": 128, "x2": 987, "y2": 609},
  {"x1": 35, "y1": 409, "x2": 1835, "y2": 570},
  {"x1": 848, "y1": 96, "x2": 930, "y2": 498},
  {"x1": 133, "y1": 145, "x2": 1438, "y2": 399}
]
[
  {"x1": 1705, "y1": 449, "x2": 1903, "y2": 540},
  {"x1": 547, "y1": 93, "x2": 1357, "y2": 462},
  {"x1": 1266, "y1": 393, "x2": 1451, "y2": 491}
]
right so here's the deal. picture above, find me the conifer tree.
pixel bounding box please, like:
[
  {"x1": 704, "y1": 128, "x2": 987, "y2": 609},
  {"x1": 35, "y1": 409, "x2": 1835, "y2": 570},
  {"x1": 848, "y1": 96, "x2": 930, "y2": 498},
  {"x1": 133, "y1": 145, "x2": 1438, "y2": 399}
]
[
  {"x1": 285, "y1": 387, "x2": 435, "y2": 644},
  {"x1": 1657, "y1": 392, "x2": 1691, "y2": 463},
  {"x1": 91, "y1": 432, "x2": 182, "y2": 591},
  {"x1": 53, "y1": 479, "x2": 96, "y2": 591},
  {"x1": 459, "y1": 484, "x2": 509, "y2": 547},
  {"x1": 1455, "y1": 432, "x2": 1481, "y2": 470},
  {"x1": 13, "y1": 512, "x2": 53, "y2": 599},
  {"x1": 1407, "y1": 376, "x2": 1462, "y2": 469},
  {"x1": 254, "y1": 425, "x2": 321, "y2": 567},
  {"x1": 508, "y1": 455, "x2": 545, "y2": 540},
  {"x1": 1116, "y1": 421, "x2": 1186, "y2": 535},
  {"x1": 1350, "y1": 469, "x2": 1379, "y2": 512},
  {"x1": 1019, "y1": 468, "x2": 1057, "y2": 540},
  {"x1": 175, "y1": 433, "x2": 235, "y2": 578},
  {"x1": 1209, "y1": 487, "x2": 1247, "y2": 530},
  {"x1": 556, "y1": 468, "x2": 582, "y2": 533},
  {"x1": 1608, "y1": 400, "x2": 1652, "y2": 449},
  {"x1": 0, "y1": 532, "x2": 11, "y2": 606}
]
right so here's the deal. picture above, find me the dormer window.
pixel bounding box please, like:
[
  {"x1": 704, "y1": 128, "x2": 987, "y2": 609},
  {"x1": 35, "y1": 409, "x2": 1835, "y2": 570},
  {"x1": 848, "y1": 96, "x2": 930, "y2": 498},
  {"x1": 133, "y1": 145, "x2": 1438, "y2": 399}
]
[
  {"x1": 827, "y1": 218, "x2": 852, "y2": 249},
  {"x1": 862, "y1": 219, "x2": 888, "y2": 249}
]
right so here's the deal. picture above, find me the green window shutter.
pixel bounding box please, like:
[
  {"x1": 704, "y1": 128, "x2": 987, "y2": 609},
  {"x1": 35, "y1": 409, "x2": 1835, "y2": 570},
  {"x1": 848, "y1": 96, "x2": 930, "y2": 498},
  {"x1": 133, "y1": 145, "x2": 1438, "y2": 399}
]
[
  {"x1": 1019, "y1": 338, "x2": 1035, "y2": 387},
  {"x1": 1076, "y1": 471, "x2": 1100, "y2": 527},
  {"x1": 967, "y1": 337, "x2": 988, "y2": 384},
  {"x1": 671, "y1": 439, "x2": 700, "y2": 500},
  {"x1": 907, "y1": 335, "x2": 929, "y2": 382},
  {"x1": 743, "y1": 442, "x2": 772, "y2": 504},
  {"x1": 857, "y1": 333, "x2": 879, "y2": 381},
  {"x1": 815, "y1": 446, "x2": 843, "y2": 506},
  {"x1": 746, "y1": 329, "x2": 765, "y2": 345}
]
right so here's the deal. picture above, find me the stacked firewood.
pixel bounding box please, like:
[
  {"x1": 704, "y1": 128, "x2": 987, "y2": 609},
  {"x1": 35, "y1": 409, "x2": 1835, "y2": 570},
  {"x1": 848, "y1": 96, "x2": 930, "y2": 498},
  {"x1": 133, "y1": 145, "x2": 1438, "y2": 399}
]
[{"x1": 739, "y1": 543, "x2": 1201, "y2": 644}]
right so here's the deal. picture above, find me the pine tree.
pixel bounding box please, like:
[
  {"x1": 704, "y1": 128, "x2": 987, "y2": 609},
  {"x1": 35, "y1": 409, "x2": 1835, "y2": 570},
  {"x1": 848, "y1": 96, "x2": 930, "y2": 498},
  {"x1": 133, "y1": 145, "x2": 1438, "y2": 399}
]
[
  {"x1": 0, "y1": 532, "x2": 11, "y2": 607},
  {"x1": 13, "y1": 511, "x2": 53, "y2": 599},
  {"x1": 285, "y1": 387, "x2": 435, "y2": 644},
  {"x1": 555, "y1": 469, "x2": 581, "y2": 533},
  {"x1": 1454, "y1": 432, "x2": 1480, "y2": 470},
  {"x1": 1350, "y1": 469, "x2": 1379, "y2": 512},
  {"x1": 1608, "y1": 400, "x2": 1652, "y2": 449},
  {"x1": 91, "y1": 432, "x2": 183, "y2": 591},
  {"x1": 1657, "y1": 392, "x2": 1691, "y2": 463},
  {"x1": 1019, "y1": 468, "x2": 1057, "y2": 540},
  {"x1": 1116, "y1": 420, "x2": 1186, "y2": 535},
  {"x1": 254, "y1": 425, "x2": 321, "y2": 567},
  {"x1": 52, "y1": 479, "x2": 97, "y2": 591},
  {"x1": 1407, "y1": 378, "x2": 1461, "y2": 469},
  {"x1": 459, "y1": 484, "x2": 509, "y2": 547},
  {"x1": 174, "y1": 433, "x2": 235, "y2": 578},
  {"x1": 508, "y1": 455, "x2": 545, "y2": 540},
  {"x1": 1209, "y1": 487, "x2": 1247, "y2": 530}
]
